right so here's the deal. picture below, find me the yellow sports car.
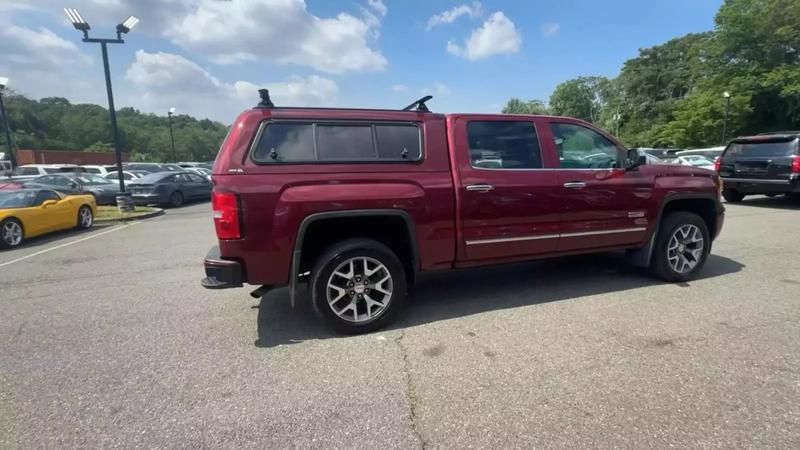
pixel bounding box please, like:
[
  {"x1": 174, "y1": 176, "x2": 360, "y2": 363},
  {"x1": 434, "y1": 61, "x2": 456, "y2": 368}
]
[{"x1": 0, "y1": 189, "x2": 96, "y2": 249}]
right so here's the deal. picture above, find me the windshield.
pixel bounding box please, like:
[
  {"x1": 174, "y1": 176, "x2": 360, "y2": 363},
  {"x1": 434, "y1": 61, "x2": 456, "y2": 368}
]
[
  {"x1": 726, "y1": 140, "x2": 798, "y2": 158},
  {"x1": 682, "y1": 156, "x2": 714, "y2": 166},
  {"x1": 0, "y1": 190, "x2": 35, "y2": 209}
]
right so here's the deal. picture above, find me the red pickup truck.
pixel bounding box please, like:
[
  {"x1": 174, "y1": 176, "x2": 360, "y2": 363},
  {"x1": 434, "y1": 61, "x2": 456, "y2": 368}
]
[{"x1": 203, "y1": 92, "x2": 725, "y2": 333}]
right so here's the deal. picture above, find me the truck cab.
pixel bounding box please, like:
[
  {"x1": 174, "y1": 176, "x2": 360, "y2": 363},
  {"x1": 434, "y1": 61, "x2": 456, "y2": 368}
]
[{"x1": 204, "y1": 92, "x2": 724, "y2": 333}]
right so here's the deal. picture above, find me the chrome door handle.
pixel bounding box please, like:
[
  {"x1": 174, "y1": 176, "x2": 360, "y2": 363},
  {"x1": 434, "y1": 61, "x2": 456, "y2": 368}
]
[
  {"x1": 563, "y1": 181, "x2": 586, "y2": 188},
  {"x1": 466, "y1": 184, "x2": 495, "y2": 193}
]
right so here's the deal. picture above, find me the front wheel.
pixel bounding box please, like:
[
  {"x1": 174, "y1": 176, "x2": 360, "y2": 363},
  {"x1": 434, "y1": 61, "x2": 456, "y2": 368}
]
[
  {"x1": 168, "y1": 191, "x2": 184, "y2": 208},
  {"x1": 311, "y1": 238, "x2": 407, "y2": 334},
  {"x1": 722, "y1": 189, "x2": 745, "y2": 203},
  {"x1": 649, "y1": 212, "x2": 710, "y2": 282},
  {"x1": 77, "y1": 205, "x2": 94, "y2": 229},
  {"x1": 1, "y1": 218, "x2": 24, "y2": 249}
]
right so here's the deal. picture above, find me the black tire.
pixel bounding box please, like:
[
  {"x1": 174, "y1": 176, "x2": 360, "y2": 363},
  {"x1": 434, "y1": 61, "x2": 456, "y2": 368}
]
[
  {"x1": 0, "y1": 217, "x2": 24, "y2": 249},
  {"x1": 649, "y1": 211, "x2": 711, "y2": 282},
  {"x1": 311, "y1": 238, "x2": 407, "y2": 334},
  {"x1": 722, "y1": 189, "x2": 745, "y2": 203},
  {"x1": 168, "y1": 191, "x2": 184, "y2": 208},
  {"x1": 76, "y1": 205, "x2": 94, "y2": 230}
]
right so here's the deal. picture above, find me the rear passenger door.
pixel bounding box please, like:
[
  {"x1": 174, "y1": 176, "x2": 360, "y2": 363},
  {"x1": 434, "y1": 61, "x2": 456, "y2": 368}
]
[{"x1": 453, "y1": 117, "x2": 561, "y2": 262}]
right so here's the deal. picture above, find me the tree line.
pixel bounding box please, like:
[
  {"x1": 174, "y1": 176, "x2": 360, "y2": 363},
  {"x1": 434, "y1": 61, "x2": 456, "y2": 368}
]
[
  {"x1": 0, "y1": 95, "x2": 229, "y2": 162},
  {"x1": 502, "y1": 0, "x2": 800, "y2": 148}
]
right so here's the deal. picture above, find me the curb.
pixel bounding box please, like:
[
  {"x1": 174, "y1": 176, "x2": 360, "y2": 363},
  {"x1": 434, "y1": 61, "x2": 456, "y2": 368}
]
[{"x1": 95, "y1": 208, "x2": 165, "y2": 224}]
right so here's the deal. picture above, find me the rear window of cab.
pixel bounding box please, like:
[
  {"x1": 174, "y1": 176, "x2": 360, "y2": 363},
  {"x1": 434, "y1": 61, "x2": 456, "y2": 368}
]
[{"x1": 250, "y1": 121, "x2": 423, "y2": 163}]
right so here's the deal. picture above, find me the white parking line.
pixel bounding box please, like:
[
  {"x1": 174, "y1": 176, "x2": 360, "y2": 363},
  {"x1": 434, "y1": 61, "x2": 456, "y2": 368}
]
[{"x1": 0, "y1": 222, "x2": 139, "y2": 268}]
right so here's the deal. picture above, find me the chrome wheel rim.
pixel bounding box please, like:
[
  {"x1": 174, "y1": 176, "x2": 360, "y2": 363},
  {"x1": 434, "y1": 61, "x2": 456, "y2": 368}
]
[
  {"x1": 80, "y1": 207, "x2": 93, "y2": 227},
  {"x1": 326, "y1": 256, "x2": 393, "y2": 323},
  {"x1": 3, "y1": 221, "x2": 22, "y2": 246},
  {"x1": 667, "y1": 224, "x2": 704, "y2": 274}
]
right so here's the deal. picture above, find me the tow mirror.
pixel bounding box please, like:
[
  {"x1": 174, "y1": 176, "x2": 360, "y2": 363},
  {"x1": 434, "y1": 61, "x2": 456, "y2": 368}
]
[{"x1": 42, "y1": 200, "x2": 58, "y2": 207}]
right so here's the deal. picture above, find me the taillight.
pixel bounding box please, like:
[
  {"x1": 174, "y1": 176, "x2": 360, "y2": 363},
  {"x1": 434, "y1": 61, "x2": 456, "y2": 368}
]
[
  {"x1": 792, "y1": 155, "x2": 800, "y2": 173},
  {"x1": 212, "y1": 191, "x2": 240, "y2": 239},
  {"x1": 714, "y1": 157, "x2": 721, "y2": 172}
]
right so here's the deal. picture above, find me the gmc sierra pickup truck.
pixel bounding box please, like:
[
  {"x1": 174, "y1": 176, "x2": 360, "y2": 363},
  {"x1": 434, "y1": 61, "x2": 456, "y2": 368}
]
[{"x1": 203, "y1": 92, "x2": 725, "y2": 333}]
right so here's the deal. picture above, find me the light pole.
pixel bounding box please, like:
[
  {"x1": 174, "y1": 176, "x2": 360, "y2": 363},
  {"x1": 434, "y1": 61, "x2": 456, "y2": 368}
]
[
  {"x1": 167, "y1": 107, "x2": 177, "y2": 163},
  {"x1": 0, "y1": 77, "x2": 16, "y2": 169},
  {"x1": 722, "y1": 91, "x2": 731, "y2": 145},
  {"x1": 64, "y1": 8, "x2": 138, "y2": 193}
]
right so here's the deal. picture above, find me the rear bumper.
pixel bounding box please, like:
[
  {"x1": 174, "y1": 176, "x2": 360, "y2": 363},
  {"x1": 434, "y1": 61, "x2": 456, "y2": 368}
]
[
  {"x1": 721, "y1": 176, "x2": 800, "y2": 193},
  {"x1": 201, "y1": 246, "x2": 243, "y2": 289}
]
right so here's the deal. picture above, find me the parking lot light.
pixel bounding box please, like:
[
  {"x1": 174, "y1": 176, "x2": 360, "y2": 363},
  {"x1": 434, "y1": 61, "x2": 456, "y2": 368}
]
[
  {"x1": 0, "y1": 76, "x2": 16, "y2": 168},
  {"x1": 722, "y1": 91, "x2": 732, "y2": 144},
  {"x1": 168, "y1": 107, "x2": 177, "y2": 163},
  {"x1": 64, "y1": 7, "x2": 139, "y2": 193}
]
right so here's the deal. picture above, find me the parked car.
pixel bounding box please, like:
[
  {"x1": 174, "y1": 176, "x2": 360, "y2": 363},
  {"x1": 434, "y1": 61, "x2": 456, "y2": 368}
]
[
  {"x1": 5, "y1": 164, "x2": 79, "y2": 182},
  {"x1": 201, "y1": 93, "x2": 725, "y2": 333},
  {"x1": 160, "y1": 163, "x2": 185, "y2": 172},
  {"x1": 0, "y1": 189, "x2": 95, "y2": 249},
  {"x1": 74, "y1": 165, "x2": 119, "y2": 175},
  {"x1": 23, "y1": 173, "x2": 121, "y2": 205},
  {"x1": 128, "y1": 171, "x2": 212, "y2": 207},
  {"x1": 676, "y1": 147, "x2": 724, "y2": 161},
  {"x1": 185, "y1": 167, "x2": 212, "y2": 180},
  {"x1": 673, "y1": 155, "x2": 716, "y2": 170},
  {"x1": 122, "y1": 163, "x2": 170, "y2": 173},
  {"x1": 717, "y1": 132, "x2": 800, "y2": 202},
  {"x1": 104, "y1": 170, "x2": 149, "y2": 186}
]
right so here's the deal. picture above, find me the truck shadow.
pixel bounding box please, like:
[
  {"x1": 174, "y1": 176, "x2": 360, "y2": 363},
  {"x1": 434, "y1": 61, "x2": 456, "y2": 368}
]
[
  {"x1": 728, "y1": 195, "x2": 800, "y2": 210},
  {"x1": 254, "y1": 252, "x2": 744, "y2": 348}
]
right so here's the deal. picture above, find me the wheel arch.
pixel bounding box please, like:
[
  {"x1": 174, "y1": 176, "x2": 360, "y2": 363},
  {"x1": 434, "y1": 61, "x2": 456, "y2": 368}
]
[
  {"x1": 627, "y1": 193, "x2": 722, "y2": 267},
  {"x1": 289, "y1": 209, "x2": 419, "y2": 307}
]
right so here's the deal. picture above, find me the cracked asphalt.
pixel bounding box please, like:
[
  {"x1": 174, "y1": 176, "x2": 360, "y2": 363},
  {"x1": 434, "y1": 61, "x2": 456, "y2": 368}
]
[{"x1": 1, "y1": 196, "x2": 799, "y2": 448}]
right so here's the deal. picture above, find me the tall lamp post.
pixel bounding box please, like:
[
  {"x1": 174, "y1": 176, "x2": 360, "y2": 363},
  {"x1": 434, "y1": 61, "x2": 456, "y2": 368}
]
[
  {"x1": 722, "y1": 91, "x2": 731, "y2": 145},
  {"x1": 0, "y1": 77, "x2": 16, "y2": 169},
  {"x1": 64, "y1": 8, "x2": 138, "y2": 193},
  {"x1": 167, "y1": 107, "x2": 177, "y2": 163}
]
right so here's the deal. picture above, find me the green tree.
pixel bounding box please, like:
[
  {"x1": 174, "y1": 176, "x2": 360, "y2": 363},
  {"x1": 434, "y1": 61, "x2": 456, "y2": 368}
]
[
  {"x1": 501, "y1": 98, "x2": 550, "y2": 114},
  {"x1": 549, "y1": 76, "x2": 609, "y2": 123}
]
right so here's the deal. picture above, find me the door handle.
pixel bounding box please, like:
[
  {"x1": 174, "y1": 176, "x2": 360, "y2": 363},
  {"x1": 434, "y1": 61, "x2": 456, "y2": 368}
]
[
  {"x1": 466, "y1": 184, "x2": 495, "y2": 193},
  {"x1": 563, "y1": 181, "x2": 587, "y2": 188}
]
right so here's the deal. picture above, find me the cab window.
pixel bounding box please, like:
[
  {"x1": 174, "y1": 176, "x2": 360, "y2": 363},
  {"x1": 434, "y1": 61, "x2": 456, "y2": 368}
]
[
  {"x1": 551, "y1": 123, "x2": 620, "y2": 169},
  {"x1": 466, "y1": 121, "x2": 542, "y2": 169}
]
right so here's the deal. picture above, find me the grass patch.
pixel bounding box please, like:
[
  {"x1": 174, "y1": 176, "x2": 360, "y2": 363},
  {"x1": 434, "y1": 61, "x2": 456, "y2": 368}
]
[{"x1": 96, "y1": 205, "x2": 156, "y2": 219}]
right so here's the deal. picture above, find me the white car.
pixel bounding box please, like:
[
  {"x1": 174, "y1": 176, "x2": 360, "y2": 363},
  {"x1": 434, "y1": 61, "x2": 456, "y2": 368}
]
[
  {"x1": 104, "y1": 170, "x2": 149, "y2": 186},
  {"x1": 6, "y1": 164, "x2": 79, "y2": 181},
  {"x1": 673, "y1": 155, "x2": 716, "y2": 171},
  {"x1": 79, "y1": 165, "x2": 119, "y2": 175},
  {"x1": 185, "y1": 167, "x2": 212, "y2": 180}
]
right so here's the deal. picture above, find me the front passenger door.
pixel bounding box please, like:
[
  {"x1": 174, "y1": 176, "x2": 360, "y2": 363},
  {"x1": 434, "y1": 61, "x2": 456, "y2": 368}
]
[{"x1": 546, "y1": 121, "x2": 653, "y2": 251}]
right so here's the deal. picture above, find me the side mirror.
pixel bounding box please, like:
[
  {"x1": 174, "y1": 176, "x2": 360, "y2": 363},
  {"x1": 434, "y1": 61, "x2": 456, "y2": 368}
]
[
  {"x1": 626, "y1": 149, "x2": 646, "y2": 168},
  {"x1": 42, "y1": 200, "x2": 58, "y2": 207}
]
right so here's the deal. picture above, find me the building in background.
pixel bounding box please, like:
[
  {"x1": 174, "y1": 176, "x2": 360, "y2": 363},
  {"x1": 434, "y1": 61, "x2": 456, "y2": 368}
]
[{"x1": 15, "y1": 149, "x2": 130, "y2": 165}]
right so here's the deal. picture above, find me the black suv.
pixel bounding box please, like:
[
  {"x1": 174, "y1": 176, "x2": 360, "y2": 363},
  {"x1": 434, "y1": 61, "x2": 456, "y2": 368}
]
[{"x1": 717, "y1": 132, "x2": 800, "y2": 202}]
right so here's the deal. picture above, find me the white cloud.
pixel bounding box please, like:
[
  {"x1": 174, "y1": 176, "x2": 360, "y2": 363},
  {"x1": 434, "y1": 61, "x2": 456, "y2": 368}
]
[
  {"x1": 447, "y1": 11, "x2": 521, "y2": 60},
  {"x1": 422, "y1": 83, "x2": 452, "y2": 96},
  {"x1": 124, "y1": 50, "x2": 337, "y2": 121},
  {"x1": 426, "y1": 2, "x2": 483, "y2": 30},
  {"x1": 541, "y1": 22, "x2": 560, "y2": 37},
  {"x1": 367, "y1": 0, "x2": 387, "y2": 17},
  {"x1": 392, "y1": 84, "x2": 409, "y2": 92},
  {"x1": 18, "y1": 0, "x2": 387, "y2": 74},
  {"x1": 0, "y1": 23, "x2": 91, "y2": 68},
  {"x1": 165, "y1": 0, "x2": 387, "y2": 73}
]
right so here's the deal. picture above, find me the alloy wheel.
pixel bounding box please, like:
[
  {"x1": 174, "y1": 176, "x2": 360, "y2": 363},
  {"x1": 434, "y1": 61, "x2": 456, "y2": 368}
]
[
  {"x1": 2, "y1": 221, "x2": 23, "y2": 246},
  {"x1": 667, "y1": 224, "x2": 704, "y2": 274},
  {"x1": 80, "y1": 207, "x2": 93, "y2": 228},
  {"x1": 326, "y1": 256, "x2": 393, "y2": 323}
]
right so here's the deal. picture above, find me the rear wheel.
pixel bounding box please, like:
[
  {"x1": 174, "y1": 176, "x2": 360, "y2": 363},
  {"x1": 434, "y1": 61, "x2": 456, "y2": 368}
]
[
  {"x1": 76, "y1": 205, "x2": 93, "y2": 229},
  {"x1": 722, "y1": 189, "x2": 745, "y2": 203},
  {"x1": 0, "y1": 218, "x2": 24, "y2": 249},
  {"x1": 311, "y1": 238, "x2": 407, "y2": 334},
  {"x1": 649, "y1": 212, "x2": 710, "y2": 282},
  {"x1": 168, "y1": 191, "x2": 184, "y2": 207}
]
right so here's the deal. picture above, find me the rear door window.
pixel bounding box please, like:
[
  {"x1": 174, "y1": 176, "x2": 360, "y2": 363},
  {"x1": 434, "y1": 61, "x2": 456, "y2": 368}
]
[
  {"x1": 725, "y1": 140, "x2": 797, "y2": 157},
  {"x1": 466, "y1": 121, "x2": 542, "y2": 169}
]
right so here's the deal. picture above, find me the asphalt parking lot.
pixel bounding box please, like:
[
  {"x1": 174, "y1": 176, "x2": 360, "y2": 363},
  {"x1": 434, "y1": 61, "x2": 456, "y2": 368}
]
[{"x1": 1, "y1": 197, "x2": 799, "y2": 448}]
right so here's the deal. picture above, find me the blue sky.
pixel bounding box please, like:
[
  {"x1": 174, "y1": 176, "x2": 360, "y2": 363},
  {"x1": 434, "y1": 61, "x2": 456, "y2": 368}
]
[{"x1": 1, "y1": 1, "x2": 721, "y2": 123}]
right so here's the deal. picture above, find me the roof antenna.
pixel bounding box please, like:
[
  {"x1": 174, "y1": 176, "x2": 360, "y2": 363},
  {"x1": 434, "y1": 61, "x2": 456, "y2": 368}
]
[
  {"x1": 257, "y1": 89, "x2": 274, "y2": 108},
  {"x1": 402, "y1": 95, "x2": 433, "y2": 112}
]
